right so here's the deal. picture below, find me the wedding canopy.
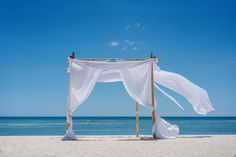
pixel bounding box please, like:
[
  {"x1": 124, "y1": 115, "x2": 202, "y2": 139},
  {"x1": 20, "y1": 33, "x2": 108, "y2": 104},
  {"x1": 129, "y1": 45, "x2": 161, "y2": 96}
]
[{"x1": 64, "y1": 53, "x2": 214, "y2": 140}]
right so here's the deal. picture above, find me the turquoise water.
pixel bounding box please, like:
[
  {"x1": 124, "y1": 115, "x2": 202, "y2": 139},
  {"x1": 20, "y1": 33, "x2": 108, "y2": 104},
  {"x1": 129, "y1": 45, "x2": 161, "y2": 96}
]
[{"x1": 0, "y1": 117, "x2": 235, "y2": 136}]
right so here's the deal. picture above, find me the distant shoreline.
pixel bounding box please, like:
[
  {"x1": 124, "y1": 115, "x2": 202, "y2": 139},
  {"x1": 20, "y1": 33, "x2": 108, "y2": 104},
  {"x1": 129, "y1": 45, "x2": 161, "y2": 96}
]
[{"x1": 0, "y1": 116, "x2": 236, "y2": 118}]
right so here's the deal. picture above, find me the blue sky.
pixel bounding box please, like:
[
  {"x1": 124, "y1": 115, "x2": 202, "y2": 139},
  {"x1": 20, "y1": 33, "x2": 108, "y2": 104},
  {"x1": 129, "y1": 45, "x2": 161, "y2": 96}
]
[{"x1": 0, "y1": 0, "x2": 235, "y2": 116}]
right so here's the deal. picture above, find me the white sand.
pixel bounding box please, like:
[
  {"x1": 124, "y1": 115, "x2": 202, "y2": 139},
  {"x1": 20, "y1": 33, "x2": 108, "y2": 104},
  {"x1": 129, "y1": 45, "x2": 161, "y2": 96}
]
[{"x1": 0, "y1": 135, "x2": 235, "y2": 157}]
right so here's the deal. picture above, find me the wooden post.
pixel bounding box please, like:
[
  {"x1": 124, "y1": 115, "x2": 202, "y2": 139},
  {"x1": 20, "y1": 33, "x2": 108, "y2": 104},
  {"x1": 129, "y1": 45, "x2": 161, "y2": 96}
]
[
  {"x1": 135, "y1": 101, "x2": 139, "y2": 137},
  {"x1": 71, "y1": 51, "x2": 76, "y2": 59},
  {"x1": 151, "y1": 53, "x2": 157, "y2": 139},
  {"x1": 65, "y1": 52, "x2": 76, "y2": 131}
]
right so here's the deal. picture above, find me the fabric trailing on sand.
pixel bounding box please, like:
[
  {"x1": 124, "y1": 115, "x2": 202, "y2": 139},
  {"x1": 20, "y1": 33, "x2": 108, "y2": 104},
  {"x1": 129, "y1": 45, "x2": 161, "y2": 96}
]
[{"x1": 64, "y1": 58, "x2": 214, "y2": 140}]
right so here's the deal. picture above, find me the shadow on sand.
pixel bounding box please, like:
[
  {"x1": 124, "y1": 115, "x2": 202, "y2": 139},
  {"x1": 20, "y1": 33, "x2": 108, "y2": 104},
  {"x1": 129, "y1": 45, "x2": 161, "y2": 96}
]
[
  {"x1": 61, "y1": 135, "x2": 212, "y2": 141},
  {"x1": 178, "y1": 135, "x2": 212, "y2": 139}
]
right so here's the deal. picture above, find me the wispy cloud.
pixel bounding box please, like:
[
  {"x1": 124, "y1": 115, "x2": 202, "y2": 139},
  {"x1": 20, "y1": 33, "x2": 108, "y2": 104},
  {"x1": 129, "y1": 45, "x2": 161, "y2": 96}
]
[
  {"x1": 109, "y1": 22, "x2": 145, "y2": 51},
  {"x1": 109, "y1": 41, "x2": 120, "y2": 47},
  {"x1": 107, "y1": 40, "x2": 146, "y2": 51},
  {"x1": 122, "y1": 40, "x2": 146, "y2": 51},
  {"x1": 124, "y1": 22, "x2": 142, "y2": 30},
  {"x1": 124, "y1": 40, "x2": 136, "y2": 46}
]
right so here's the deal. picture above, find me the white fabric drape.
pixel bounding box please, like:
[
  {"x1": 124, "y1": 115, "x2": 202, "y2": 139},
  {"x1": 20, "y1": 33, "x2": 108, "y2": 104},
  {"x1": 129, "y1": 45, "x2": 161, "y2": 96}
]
[
  {"x1": 63, "y1": 58, "x2": 214, "y2": 140},
  {"x1": 154, "y1": 83, "x2": 184, "y2": 110},
  {"x1": 69, "y1": 62, "x2": 102, "y2": 112},
  {"x1": 69, "y1": 59, "x2": 153, "y2": 109},
  {"x1": 153, "y1": 114, "x2": 179, "y2": 139},
  {"x1": 154, "y1": 65, "x2": 214, "y2": 115}
]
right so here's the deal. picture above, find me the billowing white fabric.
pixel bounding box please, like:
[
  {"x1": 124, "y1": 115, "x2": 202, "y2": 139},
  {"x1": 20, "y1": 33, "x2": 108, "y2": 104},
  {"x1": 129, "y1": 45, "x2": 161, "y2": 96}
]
[
  {"x1": 154, "y1": 83, "x2": 184, "y2": 110},
  {"x1": 154, "y1": 65, "x2": 214, "y2": 115},
  {"x1": 120, "y1": 62, "x2": 153, "y2": 108},
  {"x1": 152, "y1": 114, "x2": 179, "y2": 139},
  {"x1": 63, "y1": 58, "x2": 214, "y2": 140},
  {"x1": 69, "y1": 62, "x2": 102, "y2": 112}
]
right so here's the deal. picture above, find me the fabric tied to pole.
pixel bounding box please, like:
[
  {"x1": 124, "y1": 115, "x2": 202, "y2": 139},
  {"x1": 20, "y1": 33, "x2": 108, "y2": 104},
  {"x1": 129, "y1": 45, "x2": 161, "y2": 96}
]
[
  {"x1": 63, "y1": 112, "x2": 77, "y2": 140},
  {"x1": 152, "y1": 112, "x2": 179, "y2": 139}
]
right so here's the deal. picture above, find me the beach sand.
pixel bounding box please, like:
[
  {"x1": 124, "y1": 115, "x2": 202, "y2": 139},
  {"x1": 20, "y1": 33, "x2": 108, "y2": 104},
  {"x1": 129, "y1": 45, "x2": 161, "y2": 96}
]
[{"x1": 0, "y1": 135, "x2": 235, "y2": 157}]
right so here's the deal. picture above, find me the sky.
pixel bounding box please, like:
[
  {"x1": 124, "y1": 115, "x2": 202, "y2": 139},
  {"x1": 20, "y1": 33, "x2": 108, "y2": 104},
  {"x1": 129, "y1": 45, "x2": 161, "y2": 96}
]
[{"x1": 0, "y1": 0, "x2": 235, "y2": 117}]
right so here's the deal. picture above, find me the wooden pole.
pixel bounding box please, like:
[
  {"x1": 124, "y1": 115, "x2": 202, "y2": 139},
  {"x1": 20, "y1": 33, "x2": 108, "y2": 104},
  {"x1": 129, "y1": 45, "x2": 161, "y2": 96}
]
[
  {"x1": 135, "y1": 101, "x2": 139, "y2": 137},
  {"x1": 151, "y1": 53, "x2": 157, "y2": 139},
  {"x1": 66, "y1": 52, "x2": 76, "y2": 131},
  {"x1": 71, "y1": 51, "x2": 76, "y2": 59}
]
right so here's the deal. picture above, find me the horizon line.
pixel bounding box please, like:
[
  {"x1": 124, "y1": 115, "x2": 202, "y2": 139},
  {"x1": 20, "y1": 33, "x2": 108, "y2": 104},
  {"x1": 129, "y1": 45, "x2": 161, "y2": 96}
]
[{"x1": 0, "y1": 115, "x2": 236, "y2": 118}]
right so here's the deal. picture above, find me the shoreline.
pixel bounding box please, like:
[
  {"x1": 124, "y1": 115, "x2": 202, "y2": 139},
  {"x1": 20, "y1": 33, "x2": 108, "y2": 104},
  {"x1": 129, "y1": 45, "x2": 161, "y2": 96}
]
[
  {"x1": 0, "y1": 135, "x2": 235, "y2": 157},
  {"x1": 1, "y1": 116, "x2": 236, "y2": 117},
  {"x1": 0, "y1": 134, "x2": 236, "y2": 137}
]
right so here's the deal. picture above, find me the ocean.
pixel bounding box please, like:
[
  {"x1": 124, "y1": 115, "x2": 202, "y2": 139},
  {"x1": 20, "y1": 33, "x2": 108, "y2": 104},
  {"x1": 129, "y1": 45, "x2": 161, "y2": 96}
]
[{"x1": 0, "y1": 117, "x2": 235, "y2": 136}]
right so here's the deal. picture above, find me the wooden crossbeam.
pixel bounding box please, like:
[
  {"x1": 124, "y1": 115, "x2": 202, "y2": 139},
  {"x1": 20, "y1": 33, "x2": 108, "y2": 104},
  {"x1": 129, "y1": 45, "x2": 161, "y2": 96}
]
[{"x1": 77, "y1": 58, "x2": 148, "y2": 61}]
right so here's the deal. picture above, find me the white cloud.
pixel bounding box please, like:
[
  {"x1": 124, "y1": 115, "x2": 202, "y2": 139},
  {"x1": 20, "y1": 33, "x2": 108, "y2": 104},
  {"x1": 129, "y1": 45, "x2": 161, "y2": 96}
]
[
  {"x1": 124, "y1": 40, "x2": 136, "y2": 46},
  {"x1": 109, "y1": 41, "x2": 120, "y2": 47},
  {"x1": 108, "y1": 39, "x2": 145, "y2": 51},
  {"x1": 124, "y1": 22, "x2": 142, "y2": 30},
  {"x1": 122, "y1": 40, "x2": 146, "y2": 51}
]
